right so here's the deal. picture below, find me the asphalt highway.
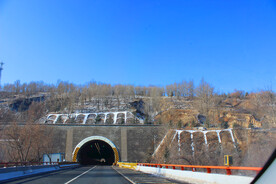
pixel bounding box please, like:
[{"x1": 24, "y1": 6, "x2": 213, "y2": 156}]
[
  {"x1": 3, "y1": 165, "x2": 186, "y2": 184},
  {"x1": 3, "y1": 166, "x2": 131, "y2": 184}
]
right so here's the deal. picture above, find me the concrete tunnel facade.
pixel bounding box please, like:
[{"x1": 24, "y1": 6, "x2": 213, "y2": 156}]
[{"x1": 51, "y1": 125, "x2": 161, "y2": 163}]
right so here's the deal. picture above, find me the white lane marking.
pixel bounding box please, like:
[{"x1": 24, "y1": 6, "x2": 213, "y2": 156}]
[
  {"x1": 112, "y1": 166, "x2": 136, "y2": 184},
  {"x1": 64, "y1": 166, "x2": 96, "y2": 184}
]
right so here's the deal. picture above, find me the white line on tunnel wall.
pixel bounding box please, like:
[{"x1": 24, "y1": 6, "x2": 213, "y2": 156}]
[{"x1": 64, "y1": 166, "x2": 96, "y2": 184}]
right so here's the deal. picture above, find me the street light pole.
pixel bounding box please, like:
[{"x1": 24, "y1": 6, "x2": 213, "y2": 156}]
[{"x1": 0, "y1": 62, "x2": 3, "y2": 88}]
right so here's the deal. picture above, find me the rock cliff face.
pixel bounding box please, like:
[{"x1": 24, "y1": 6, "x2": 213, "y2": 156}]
[
  {"x1": 155, "y1": 109, "x2": 262, "y2": 128},
  {"x1": 155, "y1": 109, "x2": 199, "y2": 127},
  {"x1": 153, "y1": 128, "x2": 276, "y2": 168},
  {"x1": 220, "y1": 112, "x2": 261, "y2": 128}
]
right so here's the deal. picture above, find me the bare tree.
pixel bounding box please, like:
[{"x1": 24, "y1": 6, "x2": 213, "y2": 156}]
[
  {"x1": 195, "y1": 79, "x2": 214, "y2": 112},
  {"x1": 3, "y1": 123, "x2": 54, "y2": 162}
]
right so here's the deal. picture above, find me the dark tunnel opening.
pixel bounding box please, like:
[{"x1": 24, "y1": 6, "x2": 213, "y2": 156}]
[{"x1": 77, "y1": 140, "x2": 115, "y2": 165}]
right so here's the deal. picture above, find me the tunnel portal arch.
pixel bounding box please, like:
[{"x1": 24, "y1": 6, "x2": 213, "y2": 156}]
[{"x1": 72, "y1": 136, "x2": 120, "y2": 165}]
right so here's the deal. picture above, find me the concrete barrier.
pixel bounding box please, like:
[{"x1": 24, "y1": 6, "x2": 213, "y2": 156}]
[
  {"x1": 137, "y1": 165, "x2": 254, "y2": 184},
  {"x1": 0, "y1": 164, "x2": 79, "y2": 182}
]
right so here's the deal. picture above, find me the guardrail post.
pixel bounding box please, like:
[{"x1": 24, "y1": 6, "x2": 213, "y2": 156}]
[
  {"x1": 181, "y1": 167, "x2": 184, "y2": 170},
  {"x1": 206, "y1": 168, "x2": 211, "y2": 173},
  {"x1": 165, "y1": 166, "x2": 168, "y2": 169},
  {"x1": 226, "y1": 168, "x2": 232, "y2": 175},
  {"x1": 172, "y1": 166, "x2": 175, "y2": 169}
]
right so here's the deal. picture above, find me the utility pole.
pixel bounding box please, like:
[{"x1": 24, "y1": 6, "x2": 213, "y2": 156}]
[{"x1": 0, "y1": 62, "x2": 3, "y2": 88}]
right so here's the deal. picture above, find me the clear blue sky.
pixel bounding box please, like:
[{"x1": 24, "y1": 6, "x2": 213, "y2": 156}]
[{"x1": 0, "y1": 0, "x2": 276, "y2": 92}]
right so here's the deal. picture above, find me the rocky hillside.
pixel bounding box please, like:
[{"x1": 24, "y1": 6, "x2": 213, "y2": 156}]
[
  {"x1": 0, "y1": 80, "x2": 275, "y2": 129},
  {"x1": 0, "y1": 91, "x2": 275, "y2": 129}
]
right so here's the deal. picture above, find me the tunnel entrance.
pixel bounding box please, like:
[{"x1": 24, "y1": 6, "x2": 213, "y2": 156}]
[
  {"x1": 77, "y1": 140, "x2": 115, "y2": 165},
  {"x1": 72, "y1": 136, "x2": 120, "y2": 165}
]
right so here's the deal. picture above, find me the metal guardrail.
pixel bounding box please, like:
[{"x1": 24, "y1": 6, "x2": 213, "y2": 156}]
[
  {"x1": 137, "y1": 163, "x2": 263, "y2": 175},
  {"x1": 0, "y1": 162, "x2": 80, "y2": 182},
  {"x1": 0, "y1": 162, "x2": 76, "y2": 168}
]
